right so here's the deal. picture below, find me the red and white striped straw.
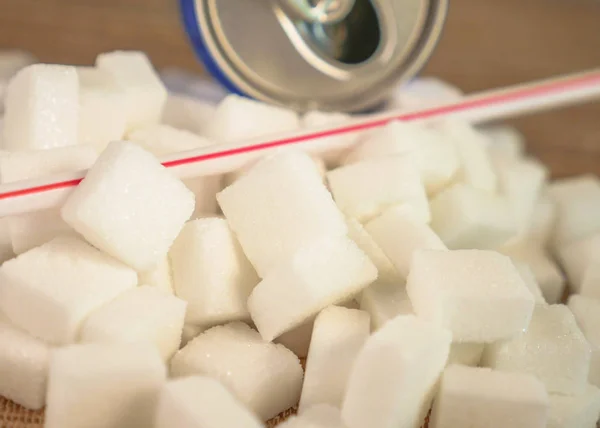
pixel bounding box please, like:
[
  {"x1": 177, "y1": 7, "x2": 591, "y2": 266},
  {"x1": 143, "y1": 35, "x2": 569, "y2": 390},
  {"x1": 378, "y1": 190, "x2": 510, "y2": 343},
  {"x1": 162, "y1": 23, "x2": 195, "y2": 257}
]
[{"x1": 1, "y1": 68, "x2": 600, "y2": 218}]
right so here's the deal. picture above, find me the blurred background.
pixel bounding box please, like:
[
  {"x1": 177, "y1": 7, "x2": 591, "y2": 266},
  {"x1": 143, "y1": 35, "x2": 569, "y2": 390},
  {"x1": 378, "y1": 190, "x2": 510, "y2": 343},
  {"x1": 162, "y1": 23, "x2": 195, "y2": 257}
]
[{"x1": 1, "y1": 0, "x2": 599, "y2": 177}]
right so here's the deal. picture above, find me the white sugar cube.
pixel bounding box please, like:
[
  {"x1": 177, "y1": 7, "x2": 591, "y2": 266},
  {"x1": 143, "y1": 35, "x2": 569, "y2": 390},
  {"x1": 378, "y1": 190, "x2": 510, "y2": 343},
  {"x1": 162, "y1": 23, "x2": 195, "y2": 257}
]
[
  {"x1": 548, "y1": 175, "x2": 600, "y2": 246},
  {"x1": 501, "y1": 241, "x2": 565, "y2": 303},
  {"x1": 139, "y1": 255, "x2": 174, "y2": 294},
  {"x1": 483, "y1": 305, "x2": 591, "y2": 395},
  {"x1": 407, "y1": 249, "x2": 534, "y2": 342},
  {"x1": 342, "y1": 315, "x2": 452, "y2": 428},
  {"x1": 2, "y1": 64, "x2": 78, "y2": 151},
  {"x1": 429, "y1": 366, "x2": 548, "y2": 428},
  {"x1": 171, "y1": 322, "x2": 303, "y2": 420},
  {"x1": 447, "y1": 342, "x2": 484, "y2": 367},
  {"x1": 77, "y1": 67, "x2": 127, "y2": 149},
  {"x1": 496, "y1": 158, "x2": 548, "y2": 234},
  {"x1": 359, "y1": 282, "x2": 413, "y2": 331},
  {"x1": 437, "y1": 120, "x2": 498, "y2": 193},
  {"x1": 248, "y1": 236, "x2": 377, "y2": 341},
  {"x1": 0, "y1": 145, "x2": 98, "y2": 183},
  {"x1": 162, "y1": 93, "x2": 216, "y2": 135},
  {"x1": 299, "y1": 306, "x2": 370, "y2": 412},
  {"x1": 281, "y1": 404, "x2": 346, "y2": 428},
  {"x1": 365, "y1": 205, "x2": 447, "y2": 278},
  {"x1": 0, "y1": 236, "x2": 137, "y2": 344},
  {"x1": 127, "y1": 124, "x2": 221, "y2": 217},
  {"x1": 96, "y1": 50, "x2": 167, "y2": 131},
  {"x1": 61, "y1": 141, "x2": 195, "y2": 271},
  {"x1": 346, "y1": 217, "x2": 401, "y2": 284},
  {"x1": 207, "y1": 94, "x2": 299, "y2": 144},
  {"x1": 155, "y1": 376, "x2": 264, "y2": 428},
  {"x1": 45, "y1": 343, "x2": 166, "y2": 428},
  {"x1": 548, "y1": 385, "x2": 600, "y2": 428},
  {"x1": 482, "y1": 125, "x2": 525, "y2": 160},
  {"x1": 217, "y1": 150, "x2": 347, "y2": 277},
  {"x1": 327, "y1": 155, "x2": 430, "y2": 223},
  {"x1": 0, "y1": 319, "x2": 50, "y2": 409},
  {"x1": 343, "y1": 121, "x2": 460, "y2": 196},
  {"x1": 558, "y1": 233, "x2": 600, "y2": 293},
  {"x1": 181, "y1": 324, "x2": 206, "y2": 347},
  {"x1": 7, "y1": 210, "x2": 74, "y2": 255},
  {"x1": 567, "y1": 295, "x2": 600, "y2": 388},
  {"x1": 80, "y1": 286, "x2": 187, "y2": 360},
  {"x1": 514, "y1": 262, "x2": 547, "y2": 305},
  {"x1": 301, "y1": 110, "x2": 354, "y2": 166},
  {"x1": 430, "y1": 183, "x2": 517, "y2": 249},
  {"x1": 528, "y1": 193, "x2": 556, "y2": 246},
  {"x1": 581, "y1": 264, "x2": 600, "y2": 301},
  {"x1": 170, "y1": 218, "x2": 259, "y2": 325}
]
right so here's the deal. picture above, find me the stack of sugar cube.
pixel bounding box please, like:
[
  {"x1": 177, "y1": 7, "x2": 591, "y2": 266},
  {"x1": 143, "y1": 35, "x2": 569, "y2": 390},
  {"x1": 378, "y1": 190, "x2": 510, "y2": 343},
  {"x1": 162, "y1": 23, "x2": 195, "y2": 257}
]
[{"x1": 1, "y1": 49, "x2": 600, "y2": 428}]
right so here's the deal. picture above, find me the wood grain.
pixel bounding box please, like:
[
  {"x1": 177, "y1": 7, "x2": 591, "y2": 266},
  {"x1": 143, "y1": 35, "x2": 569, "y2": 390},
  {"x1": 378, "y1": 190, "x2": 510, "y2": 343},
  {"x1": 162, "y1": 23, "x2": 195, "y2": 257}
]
[{"x1": 1, "y1": 0, "x2": 600, "y2": 179}]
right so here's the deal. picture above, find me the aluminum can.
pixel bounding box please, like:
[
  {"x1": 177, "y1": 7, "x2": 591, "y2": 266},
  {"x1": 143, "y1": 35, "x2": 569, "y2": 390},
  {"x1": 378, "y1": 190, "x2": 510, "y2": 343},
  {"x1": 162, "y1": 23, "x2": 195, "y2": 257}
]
[{"x1": 180, "y1": 0, "x2": 448, "y2": 112}]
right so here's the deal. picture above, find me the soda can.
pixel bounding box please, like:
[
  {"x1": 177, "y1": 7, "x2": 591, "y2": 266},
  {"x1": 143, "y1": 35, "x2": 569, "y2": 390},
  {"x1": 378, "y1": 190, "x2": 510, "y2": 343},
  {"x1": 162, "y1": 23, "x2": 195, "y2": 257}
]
[{"x1": 179, "y1": 0, "x2": 448, "y2": 113}]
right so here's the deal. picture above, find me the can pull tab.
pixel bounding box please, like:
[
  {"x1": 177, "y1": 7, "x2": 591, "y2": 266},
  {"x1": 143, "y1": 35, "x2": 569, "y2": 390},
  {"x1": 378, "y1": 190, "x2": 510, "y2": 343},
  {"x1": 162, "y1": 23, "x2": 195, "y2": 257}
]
[{"x1": 280, "y1": 0, "x2": 356, "y2": 24}]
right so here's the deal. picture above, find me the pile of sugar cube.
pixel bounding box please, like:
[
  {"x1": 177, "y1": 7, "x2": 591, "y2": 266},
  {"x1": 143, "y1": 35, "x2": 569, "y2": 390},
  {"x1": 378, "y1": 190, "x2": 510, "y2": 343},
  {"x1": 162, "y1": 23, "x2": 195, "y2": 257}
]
[{"x1": 0, "y1": 48, "x2": 600, "y2": 428}]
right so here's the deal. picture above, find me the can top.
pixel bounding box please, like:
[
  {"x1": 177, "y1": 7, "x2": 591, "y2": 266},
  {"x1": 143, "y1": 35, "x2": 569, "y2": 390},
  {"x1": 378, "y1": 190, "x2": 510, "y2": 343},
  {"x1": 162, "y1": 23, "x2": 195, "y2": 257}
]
[{"x1": 180, "y1": 0, "x2": 448, "y2": 113}]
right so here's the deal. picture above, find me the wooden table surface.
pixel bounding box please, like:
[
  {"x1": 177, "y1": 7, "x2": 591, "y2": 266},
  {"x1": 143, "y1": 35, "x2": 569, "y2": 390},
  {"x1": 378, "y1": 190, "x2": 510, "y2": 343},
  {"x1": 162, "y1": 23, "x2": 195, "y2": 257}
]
[{"x1": 1, "y1": 0, "x2": 600, "y2": 178}]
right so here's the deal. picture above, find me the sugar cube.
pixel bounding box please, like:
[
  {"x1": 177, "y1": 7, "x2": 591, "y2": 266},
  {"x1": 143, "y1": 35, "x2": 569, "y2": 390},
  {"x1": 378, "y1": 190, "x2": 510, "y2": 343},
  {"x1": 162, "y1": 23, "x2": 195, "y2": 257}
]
[
  {"x1": 0, "y1": 236, "x2": 137, "y2": 344},
  {"x1": 327, "y1": 155, "x2": 430, "y2": 223},
  {"x1": 567, "y1": 295, "x2": 600, "y2": 388},
  {"x1": 247, "y1": 236, "x2": 377, "y2": 341},
  {"x1": 61, "y1": 141, "x2": 195, "y2": 271},
  {"x1": 2, "y1": 64, "x2": 78, "y2": 151},
  {"x1": 161, "y1": 93, "x2": 216, "y2": 135},
  {"x1": 548, "y1": 385, "x2": 600, "y2": 428},
  {"x1": 207, "y1": 94, "x2": 299, "y2": 144},
  {"x1": 483, "y1": 305, "x2": 591, "y2": 395},
  {"x1": 342, "y1": 315, "x2": 452, "y2": 428},
  {"x1": 482, "y1": 125, "x2": 525, "y2": 160},
  {"x1": 45, "y1": 343, "x2": 166, "y2": 428},
  {"x1": 77, "y1": 67, "x2": 127, "y2": 149},
  {"x1": 430, "y1": 183, "x2": 516, "y2": 249},
  {"x1": 169, "y1": 218, "x2": 259, "y2": 325},
  {"x1": 365, "y1": 205, "x2": 447, "y2": 278},
  {"x1": 437, "y1": 120, "x2": 498, "y2": 193},
  {"x1": 558, "y1": 233, "x2": 600, "y2": 293},
  {"x1": 429, "y1": 366, "x2": 548, "y2": 428},
  {"x1": 155, "y1": 376, "x2": 264, "y2": 428},
  {"x1": 96, "y1": 51, "x2": 167, "y2": 131},
  {"x1": 217, "y1": 150, "x2": 347, "y2": 277},
  {"x1": 80, "y1": 286, "x2": 187, "y2": 360},
  {"x1": 343, "y1": 121, "x2": 460, "y2": 196},
  {"x1": 548, "y1": 175, "x2": 600, "y2": 246},
  {"x1": 581, "y1": 264, "x2": 600, "y2": 301},
  {"x1": 496, "y1": 158, "x2": 548, "y2": 234},
  {"x1": 301, "y1": 110, "x2": 354, "y2": 166},
  {"x1": 346, "y1": 217, "x2": 401, "y2": 284},
  {"x1": 7, "y1": 210, "x2": 74, "y2": 255},
  {"x1": 171, "y1": 322, "x2": 303, "y2": 420},
  {"x1": 359, "y1": 282, "x2": 413, "y2": 331},
  {"x1": 180, "y1": 324, "x2": 206, "y2": 347},
  {"x1": 500, "y1": 241, "x2": 565, "y2": 303},
  {"x1": 280, "y1": 404, "x2": 346, "y2": 428},
  {"x1": 0, "y1": 318, "x2": 50, "y2": 409},
  {"x1": 127, "y1": 124, "x2": 221, "y2": 217},
  {"x1": 527, "y1": 192, "x2": 556, "y2": 246},
  {"x1": 447, "y1": 343, "x2": 484, "y2": 367},
  {"x1": 406, "y1": 249, "x2": 534, "y2": 342},
  {"x1": 139, "y1": 255, "x2": 174, "y2": 294},
  {"x1": 299, "y1": 306, "x2": 370, "y2": 412}
]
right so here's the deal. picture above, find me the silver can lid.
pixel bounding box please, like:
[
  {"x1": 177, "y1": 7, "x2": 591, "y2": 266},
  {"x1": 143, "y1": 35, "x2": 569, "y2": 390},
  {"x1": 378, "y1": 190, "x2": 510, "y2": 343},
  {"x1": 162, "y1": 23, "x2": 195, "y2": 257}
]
[{"x1": 180, "y1": 0, "x2": 448, "y2": 112}]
